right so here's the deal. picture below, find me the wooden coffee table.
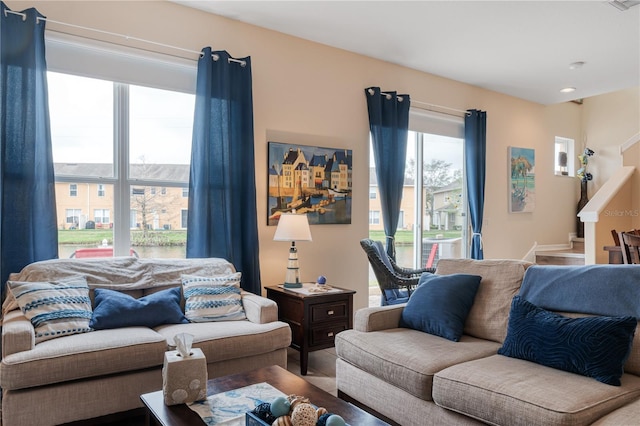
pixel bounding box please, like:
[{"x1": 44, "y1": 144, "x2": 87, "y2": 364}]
[{"x1": 140, "y1": 365, "x2": 387, "y2": 425}]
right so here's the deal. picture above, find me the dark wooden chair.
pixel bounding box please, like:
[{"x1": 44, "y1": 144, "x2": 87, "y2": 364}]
[
  {"x1": 360, "y1": 238, "x2": 435, "y2": 306},
  {"x1": 619, "y1": 232, "x2": 640, "y2": 264}
]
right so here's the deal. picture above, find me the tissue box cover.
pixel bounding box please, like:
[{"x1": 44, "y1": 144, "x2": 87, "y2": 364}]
[{"x1": 162, "y1": 347, "x2": 208, "y2": 405}]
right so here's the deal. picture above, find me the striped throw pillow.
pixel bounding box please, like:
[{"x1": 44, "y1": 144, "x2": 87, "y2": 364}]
[
  {"x1": 181, "y1": 273, "x2": 246, "y2": 322},
  {"x1": 7, "y1": 276, "x2": 93, "y2": 343}
]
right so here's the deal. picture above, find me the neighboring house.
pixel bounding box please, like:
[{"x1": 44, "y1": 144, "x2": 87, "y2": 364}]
[
  {"x1": 369, "y1": 168, "x2": 464, "y2": 232},
  {"x1": 369, "y1": 167, "x2": 417, "y2": 232},
  {"x1": 432, "y1": 181, "x2": 464, "y2": 231},
  {"x1": 54, "y1": 163, "x2": 189, "y2": 231}
]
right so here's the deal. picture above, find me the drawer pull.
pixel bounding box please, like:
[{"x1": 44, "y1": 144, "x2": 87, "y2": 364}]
[
  {"x1": 327, "y1": 332, "x2": 334, "y2": 337},
  {"x1": 327, "y1": 310, "x2": 334, "y2": 315}
]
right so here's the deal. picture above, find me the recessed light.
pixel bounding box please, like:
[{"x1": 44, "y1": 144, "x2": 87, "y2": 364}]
[
  {"x1": 569, "y1": 61, "x2": 585, "y2": 70},
  {"x1": 560, "y1": 87, "x2": 576, "y2": 93}
]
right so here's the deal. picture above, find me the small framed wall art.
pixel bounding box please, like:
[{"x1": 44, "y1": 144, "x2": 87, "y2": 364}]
[{"x1": 509, "y1": 146, "x2": 535, "y2": 213}]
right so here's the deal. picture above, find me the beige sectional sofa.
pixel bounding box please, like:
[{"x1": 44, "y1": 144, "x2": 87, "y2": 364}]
[
  {"x1": 336, "y1": 258, "x2": 640, "y2": 426},
  {"x1": 0, "y1": 257, "x2": 291, "y2": 426}
]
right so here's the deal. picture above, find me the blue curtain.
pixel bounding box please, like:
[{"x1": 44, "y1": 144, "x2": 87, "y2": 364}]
[
  {"x1": 464, "y1": 109, "x2": 487, "y2": 259},
  {"x1": 0, "y1": 3, "x2": 58, "y2": 300},
  {"x1": 187, "y1": 48, "x2": 260, "y2": 294},
  {"x1": 365, "y1": 87, "x2": 410, "y2": 260}
]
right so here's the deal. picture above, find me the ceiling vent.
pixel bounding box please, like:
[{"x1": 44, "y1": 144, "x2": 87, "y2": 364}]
[{"x1": 609, "y1": 0, "x2": 640, "y2": 11}]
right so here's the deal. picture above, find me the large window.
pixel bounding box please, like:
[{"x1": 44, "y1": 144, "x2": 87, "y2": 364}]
[
  {"x1": 49, "y1": 72, "x2": 194, "y2": 258},
  {"x1": 368, "y1": 109, "x2": 467, "y2": 305}
]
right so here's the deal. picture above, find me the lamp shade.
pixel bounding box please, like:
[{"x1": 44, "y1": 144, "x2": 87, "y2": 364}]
[{"x1": 273, "y1": 213, "x2": 312, "y2": 242}]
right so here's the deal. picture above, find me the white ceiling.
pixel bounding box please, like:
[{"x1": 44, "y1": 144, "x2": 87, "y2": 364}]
[{"x1": 173, "y1": 1, "x2": 640, "y2": 105}]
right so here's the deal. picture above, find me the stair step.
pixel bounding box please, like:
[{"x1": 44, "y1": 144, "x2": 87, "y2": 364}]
[
  {"x1": 571, "y1": 238, "x2": 584, "y2": 251},
  {"x1": 536, "y1": 251, "x2": 585, "y2": 266}
]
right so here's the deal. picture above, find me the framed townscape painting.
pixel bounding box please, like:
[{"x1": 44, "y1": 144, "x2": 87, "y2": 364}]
[
  {"x1": 509, "y1": 146, "x2": 535, "y2": 213},
  {"x1": 267, "y1": 141, "x2": 352, "y2": 226}
]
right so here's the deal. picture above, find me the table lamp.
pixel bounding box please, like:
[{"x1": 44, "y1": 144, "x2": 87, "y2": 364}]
[{"x1": 273, "y1": 213, "x2": 312, "y2": 288}]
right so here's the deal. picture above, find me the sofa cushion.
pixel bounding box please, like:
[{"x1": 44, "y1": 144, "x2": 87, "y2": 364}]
[
  {"x1": 334, "y1": 328, "x2": 501, "y2": 400},
  {"x1": 433, "y1": 355, "x2": 640, "y2": 426},
  {"x1": 400, "y1": 273, "x2": 481, "y2": 342},
  {"x1": 435, "y1": 258, "x2": 532, "y2": 343},
  {"x1": 591, "y1": 398, "x2": 640, "y2": 425},
  {"x1": 154, "y1": 320, "x2": 291, "y2": 362},
  {"x1": 181, "y1": 273, "x2": 246, "y2": 322},
  {"x1": 498, "y1": 296, "x2": 636, "y2": 386},
  {"x1": 0, "y1": 327, "x2": 167, "y2": 390},
  {"x1": 7, "y1": 277, "x2": 93, "y2": 343},
  {"x1": 90, "y1": 287, "x2": 188, "y2": 329}
]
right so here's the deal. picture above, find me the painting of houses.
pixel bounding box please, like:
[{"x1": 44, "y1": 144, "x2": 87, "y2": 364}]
[{"x1": 268, "y1": 141, "x2": 352, "y2": 225}]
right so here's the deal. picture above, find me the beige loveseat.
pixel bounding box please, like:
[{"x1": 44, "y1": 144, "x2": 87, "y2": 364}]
[
  {"x1": 336, "y1": 259, "x2": 640, "y2": 426},
  {"x1": 0, "y1": 257, "x2": 291, "y2": 426}
]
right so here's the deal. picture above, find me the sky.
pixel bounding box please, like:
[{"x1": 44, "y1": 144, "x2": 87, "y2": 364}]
[{"x1": 48, "y1": 72, "x2": 194, "y2": 166}]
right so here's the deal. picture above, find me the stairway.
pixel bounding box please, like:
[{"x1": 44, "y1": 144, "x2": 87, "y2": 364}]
[{"x1": 535, "y1": 238, "x2": 585, "y2": 265}]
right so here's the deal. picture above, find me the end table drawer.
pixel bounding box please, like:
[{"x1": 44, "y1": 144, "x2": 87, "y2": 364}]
[
  {"x1": 311, "y1": 301, "x2": 348, "y2": 322},
  {"x1": 310, "y1": 323, "x2": 348, "y2": 346}
]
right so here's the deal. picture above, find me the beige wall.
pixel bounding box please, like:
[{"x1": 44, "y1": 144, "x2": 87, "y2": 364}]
[{"x1": 11, "y1": 1, "x2": 636, "y2": 311}]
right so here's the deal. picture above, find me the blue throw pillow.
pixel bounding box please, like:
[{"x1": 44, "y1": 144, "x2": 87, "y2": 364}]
[
  {"x1": 90, "y1": 287, "x2": 188, "y2": 330},
  {"x1": 400, "y1": 273, "x2": 481, "y2": 342},
  {"x1": 498, "y1": 296, "x2": 637, "y2": 386}
]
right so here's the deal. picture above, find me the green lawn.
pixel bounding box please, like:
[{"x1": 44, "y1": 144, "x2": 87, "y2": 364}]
[
  {"x1": 58, "y1": 229, "x2": 187, "y2": 246},
  {"x1": 368, "y1": 229, "x2": 462, "y2": 245}
]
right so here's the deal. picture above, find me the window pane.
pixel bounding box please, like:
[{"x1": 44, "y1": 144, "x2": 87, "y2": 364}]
[
  {"x1": 57, "y1": 184, "x2": 114, "y2": 258},
  {"x1": 129, "y1": 85, "x2": 193, "y2": 181},
  {"x1": 48, "y1": 72, "x2": 114, "y2": 177},
  {"x1": 130, "y1": 185, "x2": 187, "y2": 258},
  {"x1": 421, "y1": 133, "x2": 465, "y2": 267}
]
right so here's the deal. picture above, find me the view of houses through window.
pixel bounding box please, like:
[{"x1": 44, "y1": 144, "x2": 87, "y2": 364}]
[
  {"x1": 369, "y1": 129, "x2": 467, "y2": 304},
  {"x1": 48, "y1": 72, "x2": 193, "y2": 259}
]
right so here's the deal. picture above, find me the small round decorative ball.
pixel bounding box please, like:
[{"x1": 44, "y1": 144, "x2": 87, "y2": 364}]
[
  {"x1": 270, "y1": 396, "x2": 291, "y2": 417},
  {"x1": 325, "y1": 414, "x2": 346, "y2": 426},
  {"x1": 252, "y1": 402, "x2": 276, "y2": 424},
  {"x1": 317, "y1": 413, "x2": 332, "y2": 426},
  {"x1": 317, "y1": 275, "x2": 327, "y2": 285},
  {"x1": 316, "y1": 407, "x2": 327, "y2": 417},
  {"x1": 288, "y1": 396, "x2": 309, "y2": 411},
  {"x1": 290, "y1": 403, "x2": 317, "y2": 426},
  {"x1": 272, "y1": 415, "x2": 293, "y2": 426}
]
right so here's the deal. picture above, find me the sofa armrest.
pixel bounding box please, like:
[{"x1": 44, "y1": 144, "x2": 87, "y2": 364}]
[
  {"x1": 241, "y1": 291, "x2": 278, "y2": 324},
  {"x1": 354, "y1": 304, "x2": 405, "y2": 332},
  {"x1": 2, "y1": 310, "x2": 35, "y2": 358}
]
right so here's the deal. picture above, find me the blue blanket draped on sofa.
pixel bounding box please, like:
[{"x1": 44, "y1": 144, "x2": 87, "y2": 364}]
[{"x1": 518, "y1": 265, "x2": 640, "y2": 318}]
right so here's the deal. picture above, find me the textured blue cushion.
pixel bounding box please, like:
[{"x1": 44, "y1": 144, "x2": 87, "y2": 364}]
[
  {"x1": 498, "y1": 296, "x2": 637, "y2": 386},
  {"x1": 90, "y1": 287, "x2": 188, "y2": 330},
  {"x1": 181, "y1": 273, "x2": 246, "y2": 322},
  {"x1": 400, "y1": 273, "x2": 481, "y2": 342},
  {"x1": 8, "y1": 276, "x2": 93, "y2": 343}
]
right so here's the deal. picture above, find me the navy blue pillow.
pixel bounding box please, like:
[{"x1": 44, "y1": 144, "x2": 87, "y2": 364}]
[
  {"x1": 90, "y1": 287, "x2": 188, "y2": 330},
  {"x1": 400, "y1": 273, "x2": 481, "y2": 342},
  {"x1": 498, "y1": 296, "x2": 637, "y2": 386}
]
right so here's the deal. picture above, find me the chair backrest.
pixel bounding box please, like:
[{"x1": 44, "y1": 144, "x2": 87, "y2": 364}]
[{"x1": 619, "y1": 232, "x2": 640, "y2": 264}]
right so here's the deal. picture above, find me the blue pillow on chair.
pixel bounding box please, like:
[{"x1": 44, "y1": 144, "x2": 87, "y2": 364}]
[
  {"x1": 90, "y1": 287, "x2": 188, "y2": 329},
  {"x1": 400, "y1": 273, "x2": 481, "y2": 341},
  {"x1": 383, "y1": 288, "x2": 410, "y2": 305},
  {"x1": 498, "y1": 296, "x2": 637, "y2": 386}
]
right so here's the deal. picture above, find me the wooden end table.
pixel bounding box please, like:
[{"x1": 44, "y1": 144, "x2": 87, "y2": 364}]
[
  {"x1": 265, "y1": 284, "x2": 355, "y2": 375},
  {"x1": 140, "y1": 365, "x2": 387, "y2": 425}
]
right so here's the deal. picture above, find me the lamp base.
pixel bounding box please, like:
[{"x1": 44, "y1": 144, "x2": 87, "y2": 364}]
[{"x1": 283, "y1": 282, "x2": 303, "y2": 289}]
